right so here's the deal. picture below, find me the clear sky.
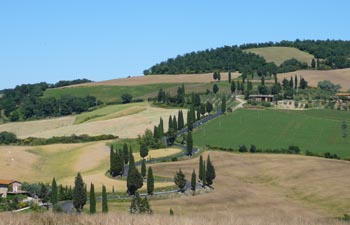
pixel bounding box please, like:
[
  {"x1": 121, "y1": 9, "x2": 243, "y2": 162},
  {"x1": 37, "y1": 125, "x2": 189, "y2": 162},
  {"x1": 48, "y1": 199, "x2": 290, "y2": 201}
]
[{"x1": 0, "y1": 0, "x2": 349, "y2": 89}]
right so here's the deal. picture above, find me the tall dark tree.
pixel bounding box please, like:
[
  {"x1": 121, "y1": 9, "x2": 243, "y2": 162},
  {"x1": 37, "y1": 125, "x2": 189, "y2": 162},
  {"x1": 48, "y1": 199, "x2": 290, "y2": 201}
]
[
  {"x1": 89, "y1": 183, "x2": 96, "y2": 214},
  {"x1": 178, "y1": 110, "x2": 184, "y2": 130},
  {"x1": 196, "y1": 109, "x2": 201, "y2": 121},
  {"x1": 173, "y1": 115, "x2": 178, "y2": 131},
  {"x1": 147, "y1": 167, "x2": 154, "y2": 195},
  {"x1": 141, "y1": 159, "x2": 147, "y2": 178},
  {"x1": 213, "y1": 72, "x2": 218, "y2": 80},
  {"x1": 206, "y1": 102, "x2": 213, "y2": 114},
  {"x1": 123, "y1": 143, "x2": 129, "y2": 164},
  {"x1": 191, "y1": 169, "x2": 196, "y2": 193},
  {"x1": 213, "y1": 84, "x2": 219, "y2": 94},
  {"x1": 174, "y1": 169, "x2": 187, "y2": 192},
  {"x1": 202, "y1": 161, "x2": 207, "y2": 187},
  {"x1": 261, "y1": 76, "x2": 265, "y2": 86},
  {"x1": 127, "y1": 149, "x2": 143, "y2": 195},
  {"x1": 206, "y1": 155, "x2": 216, "y2": 186},
  {"x1": 199, "y1": 155, "x2": 204, "y2": 181},
  {"x1": 294, "y1": 75, "x2": 298, "y2": 90},
  {"x1": 187, "y1": 110, "x2": 193, "y2": 131},
  {"x1": 159, "y1": 118, "x2": 164, "y2": 137},
  {"x1": 115, "y1": 150, "x2": 124, "y2": 176},
  {"x1": 237, "y1": 80, "x2": 241, "y2": 94},
  {"x1": 73, "y1": 172, "x2": 87, "y2": 212},
  {"x1": 168, "y1": 115, "x2": 173, "y2": 133},
  {"x1": 217, "y1": 72, "x2": 221, "y2": 81},
  {"x1": 311, "y1": 58, "x2": 316, "y2": 69},
  {"x1": 51, "y1": 177, "x2": 58, "y2": 205},
  {"x1": 110, "y1": 146, "x2": 117, "y2": 176},
  {"x1": 140, "y1": 143, "x2": 149, "y2": 159},
  {"x1": 228, "y1": 71, "x2": 232, "y2": 83},
  {"x1": 187, "y1": 132, "x2": 193, "y2": 156},
  {"x1": 200, "y1": 103, "x2": 206, "y2": 116},
  {"x1": 230, "y1": 81, "x2": 236, "y2": 94},
  {"x1": 102, "y1": 185, "x2": 108, "y2": 213},
  {"x1": 289, "y1": 76, "x2": 294, "y2": 88},
  {"x1": 221, "y1": 96, "x2": 226, "y2": 113}
]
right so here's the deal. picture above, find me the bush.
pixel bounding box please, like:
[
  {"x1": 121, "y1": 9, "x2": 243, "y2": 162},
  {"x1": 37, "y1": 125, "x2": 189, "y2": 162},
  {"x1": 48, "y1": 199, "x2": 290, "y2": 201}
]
[
  {"x1": 238, "y1": 144, "x2": 247, "y2": 152},
  {"x1": 171, "y1": 157, "x2": 178, "y2": 162},
  {"x1": 250, "y1": 145, "x2": 257, "y2": 153},
  {"x1": 0, "y1": 131, "x2": 17, "y2": 144},
  {"x1": 53, "y1": 203, "x2": 64, "y2": 213},
  {"x1": 288, "y1": 145, "x2": 300, "y2": 154},
  {"x1": 121, "y1": 93, "x2": 133, "y2": 104}
]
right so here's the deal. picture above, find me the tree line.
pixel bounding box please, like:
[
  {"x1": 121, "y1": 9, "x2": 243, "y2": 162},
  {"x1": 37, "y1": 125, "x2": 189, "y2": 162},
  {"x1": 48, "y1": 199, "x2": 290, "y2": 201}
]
[{"x1": 0, "y1": 82, "x2": 101, "y2": 122}]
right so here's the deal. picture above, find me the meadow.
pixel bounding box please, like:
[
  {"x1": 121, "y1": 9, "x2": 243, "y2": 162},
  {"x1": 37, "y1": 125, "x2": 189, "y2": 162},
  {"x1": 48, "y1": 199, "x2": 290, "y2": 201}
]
[
  {"x1": 244, "y1": 46, "x2": 314, "y2": 66},
  {"x1": 193, "y1": 109, "x2": 350, "y2": 157}
]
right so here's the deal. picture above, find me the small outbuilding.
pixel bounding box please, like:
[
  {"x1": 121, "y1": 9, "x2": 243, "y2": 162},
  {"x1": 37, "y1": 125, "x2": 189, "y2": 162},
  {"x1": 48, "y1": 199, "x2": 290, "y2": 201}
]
[{"x1": 249, "y1": 95, "x2": 274, "y2": 102}]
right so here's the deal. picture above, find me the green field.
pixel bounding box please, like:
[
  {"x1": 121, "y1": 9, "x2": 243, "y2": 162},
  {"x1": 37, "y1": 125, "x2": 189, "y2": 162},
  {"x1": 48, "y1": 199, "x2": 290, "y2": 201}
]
[
  {"x1": 244, "y1": 47, "x2": 314, "y2": 66},
  {"x1": 44, "y1": 83, "x2": 179, "y2": 103},
  {"x1": 193, "y1": 109, "x2": 350, "y2": 157},
  {"x1": 74, "y1": 102, "x2": 147, "y2": 124}
]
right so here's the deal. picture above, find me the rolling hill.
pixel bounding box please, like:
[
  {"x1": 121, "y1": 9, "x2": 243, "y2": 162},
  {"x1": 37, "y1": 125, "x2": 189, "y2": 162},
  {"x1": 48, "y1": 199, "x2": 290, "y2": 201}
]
[{"x1": 243, "y1": 46, "x2": 314, "y2": 66}]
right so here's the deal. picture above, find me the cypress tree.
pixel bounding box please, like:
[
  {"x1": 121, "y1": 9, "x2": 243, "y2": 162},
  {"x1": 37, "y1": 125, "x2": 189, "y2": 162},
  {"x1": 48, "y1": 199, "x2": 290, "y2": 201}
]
[
  {"x1": 140, "y1": 143, "x2": 149, "y2": 158},
  {"x1": 153, "y1": 125, "x2": 158, "y2": 139},
  {"x1": 213, "y1": 84, "x2": 219, "y2": 94},
  {"x1": 123, "y1": 143, "x2": 129, "y2": 165},
  {"x1": 218, "y1": 72, "x2": 221, "y2": 81},
  {"x1": 289, "y1": 76, "x2": 294, "y2": 88},
  {"x1": 73, "y1": 172, "x2": 87, "y2": 212},
  {"x1": 191, "y1": 105, "x2": 195, "y2": 123},
  {"x1": 311, "y1": 58, "x2": 316, "y2": 69},
  {"x1": 147, "y1": 167, "x2": 154, "y2": 195},
  {"x1": 196, "y1": 109, "x2": 200, "y2": 121},
  {"x1": 51, "y1": 177, "x2": 58, "y2": 205},
  {"x1": 89, "y1": 183, "x2": 96, "y2": 214},
  {"x1": 202, "y1": 161, "x2": 206, "y2": 187},
  {"x1": 170, "y1": 208, "x2": 174, "y2": 216},
  {"x1": 187, "y1": 110, "x2": 193, "y2": 131},
  {"x1": 102, "y1": 185, "x2": 108, "y2": 213},
  {"x1": 221, "y1": 96, "x2": 226, "y2": 113},
  {"x1": 237, "y1": 80, "x2": 240, "y2": 94},
  {"x1": 110, "y1": 146, "x2": 117, "y2": 176},
  {"x1": 174, "y1": 169, "x2": 187, "y2": 192},
  {"x1": 168, "y1": 115, "x2": 173, "y2": 133},
  {"x1": 118, "y1": 149, "x2": 125, "y2": 176},
  {"x1": 177, "y1": 110, "x2": 182, "y2": 130},
  {"x1": 159, "y1": 118, "x2": 164, "y2": 137},
  {"x1": 191, "y1": 169, "x2": 196, "y2": 193},
  {"x1": 141, "y1": 159, "x2": 146, "y2": 178},
  {"x1": 127, "y1": 148, "x2": 143, "y2": 195},
  {"x1": 206, "y1": 155, "x2": 216, "y2": 186},
  {"x1": 199, "y1": 155, "x2": 204, "y2": 181},
  {"x1": 231, "y1": 80, "x2": 236, "y2": 93},
  {"x1": 173, "y1": 115, "x2": 178, "y2": 131},
  {"x1": 294, "y1": 75, "x2": 298, "y2": 90},
  {"x1": 115, "y1": 150, "x2": 123, "y2": 176},
  {"x1": 187, "y1": 132, "x2": 193, "y2": 156},
  {"x1": 228, "y1": 71, "x2": 232, "y2": 83}
]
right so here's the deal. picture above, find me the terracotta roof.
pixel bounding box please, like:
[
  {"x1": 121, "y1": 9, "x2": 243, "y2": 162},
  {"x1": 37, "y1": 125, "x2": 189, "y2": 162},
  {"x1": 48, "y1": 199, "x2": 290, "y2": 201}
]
[{"x1": 0, "y1": 180, "x2": 21, "y2": 185}]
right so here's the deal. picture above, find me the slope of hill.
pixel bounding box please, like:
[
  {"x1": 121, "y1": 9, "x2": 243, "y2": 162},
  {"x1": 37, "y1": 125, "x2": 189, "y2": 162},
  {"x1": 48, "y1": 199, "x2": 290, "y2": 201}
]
[
  {"x1": 243, "y1": 47, "x2": 314, "y2": 66},
  {"x1": 277, "y1": 68, "x2": 350, "y2": 91},
  {"x1": 193, "y1": 109, "x2": 350, "y2": 157}
]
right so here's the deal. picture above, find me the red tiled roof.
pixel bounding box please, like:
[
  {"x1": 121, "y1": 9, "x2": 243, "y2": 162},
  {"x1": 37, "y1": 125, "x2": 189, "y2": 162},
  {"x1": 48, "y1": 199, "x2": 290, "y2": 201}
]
[{"x1": 0, "y1": 180, "x2": 21, "y2": 185}]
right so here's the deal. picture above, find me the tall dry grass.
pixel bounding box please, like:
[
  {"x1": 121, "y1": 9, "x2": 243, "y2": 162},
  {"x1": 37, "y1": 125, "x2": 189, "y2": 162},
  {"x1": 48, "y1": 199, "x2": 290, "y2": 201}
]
[{"x1": 0, "y1": 212, "x2": 346, "y2": 225}]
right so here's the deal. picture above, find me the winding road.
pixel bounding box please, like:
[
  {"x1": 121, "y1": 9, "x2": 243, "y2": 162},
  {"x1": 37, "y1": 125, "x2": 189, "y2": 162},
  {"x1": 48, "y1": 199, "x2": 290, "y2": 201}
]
[{"x1": 61, "y1": 96, "x2": 246, "y2": 213}]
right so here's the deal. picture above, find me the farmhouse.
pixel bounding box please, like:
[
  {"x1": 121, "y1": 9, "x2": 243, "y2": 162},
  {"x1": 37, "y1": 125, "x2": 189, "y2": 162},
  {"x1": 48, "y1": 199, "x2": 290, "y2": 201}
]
[
  {"x1": 336, "y1": 92, "x2": 350, "y2": 100},
  {"x1": 0, "y1": 179, "x2": 22, "y2": 198},
  {"x1": 249, "y1": 95, "x2": 274, "y2": 102}
]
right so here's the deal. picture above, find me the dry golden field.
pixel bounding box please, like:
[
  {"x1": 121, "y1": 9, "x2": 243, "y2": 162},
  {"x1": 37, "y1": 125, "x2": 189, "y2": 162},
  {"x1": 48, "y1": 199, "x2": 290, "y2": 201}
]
[
  {"x1": 277, "y1": 68, "x2": 350, "y2": 91},
  {"x1": 144, "y1": 151, "x2": 350, "y2": 220},
  {"x1": 0, "y1": 104, "x2": 186, "y2": 139},
  {"x1": 69, "y1": 72, "x2": 240, "y2": 87},
  {"x1": 0, "y1": 142, "x2": 181, "y2": 192}
]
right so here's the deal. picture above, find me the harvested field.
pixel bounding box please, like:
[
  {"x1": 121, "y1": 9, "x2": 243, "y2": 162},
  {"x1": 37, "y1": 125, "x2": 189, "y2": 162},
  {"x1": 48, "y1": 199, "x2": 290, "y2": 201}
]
[
  {"x1": 148, "y1": 151, "x2": 350, "y2": 220},
  {"x1": 244, "y1": 47, "x2": 314, "y2": 66},
  {"x1": 0, "y1": 142, "x2": 181, "y2": 192},
  {"x1": 0, "y1": 105, "x2": 186, "y2": 139},
  {"x1": 69, "y1": 72, "x2": 240, "y2": 87},
  {"x1": 277, "y1": 68, "x2": 350, "y2": 91}
]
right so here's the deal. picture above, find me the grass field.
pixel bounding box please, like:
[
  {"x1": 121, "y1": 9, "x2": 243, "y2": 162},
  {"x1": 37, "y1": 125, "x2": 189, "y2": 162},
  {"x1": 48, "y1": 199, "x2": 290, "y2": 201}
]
[
  {"x1": 70, "y1": 72, "x2": 240, "y2": 87},
  {"x1": 0, "y1": 142, "x2": 181, "y2": 192},
  {"x1": 244, "y1": 47, "x2": 314, "y2": 66},
  {"x1": 44, "y1": 83, "x2": 179, "y2": 103},
  {"x1": 193, "y1": 109, "x2": 350, "y2": 157},
  {"x1": 0, "y1": 104, "x2": 184, "y2": 139},
  {"x1": 277, "y1": 68, "x2": 350, "y2": 91},
  {"x1": 104, "y1": 151, "x2": 350, "y2": 221}
]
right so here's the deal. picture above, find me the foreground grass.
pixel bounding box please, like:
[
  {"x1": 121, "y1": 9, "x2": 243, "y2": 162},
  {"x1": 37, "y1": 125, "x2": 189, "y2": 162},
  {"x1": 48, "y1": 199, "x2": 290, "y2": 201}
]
[
  {"x1": 0, "y1": 212, "x2": 346, "y2": 225},
  {"x1": 193, "y1": 109, "x2": 350, "y2": 157}
]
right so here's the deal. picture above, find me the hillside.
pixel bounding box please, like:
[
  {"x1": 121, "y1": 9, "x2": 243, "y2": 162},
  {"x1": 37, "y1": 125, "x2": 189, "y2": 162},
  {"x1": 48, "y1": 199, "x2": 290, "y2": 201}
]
[
  {"x1": 193, "y1": 109, "x2": 350, "y2": 157},
  {"x1": 277, "y1": 68, "x2": 350, "y2": 91},
  {"x1": 243, "y1": 46, "x2": 314, "y2": 66}
]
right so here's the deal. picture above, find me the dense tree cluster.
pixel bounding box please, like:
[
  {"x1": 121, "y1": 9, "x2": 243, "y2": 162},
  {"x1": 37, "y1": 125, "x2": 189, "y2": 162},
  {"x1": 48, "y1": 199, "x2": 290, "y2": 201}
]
[
  {"x1": 109, "y1": 145, "x2": 125, "y2": 177},
  {"x1": 129, "y1": 192, "x2": 152, "y2": 214},
  {"x1": 50, "y1": 79, "x2": 92, "y2": 88},
  {"x1": 73, "y1": 172, "x2": 87, "y2": 212},
  {"x1": 198, "y1": 155, "x2": 216, "y2": 187},
  {"x1": 0, "y1": 81, "x2": 99, "y2": 122},
  {"x1": 156, "y1": 84, "x2": 185, "y2": 106},
  {"x1": 127, "y1": 148, "x2": 143, "y2": 195},
  {"x1": 145, "y1": 40, "x2": 350, "y2": 76}
]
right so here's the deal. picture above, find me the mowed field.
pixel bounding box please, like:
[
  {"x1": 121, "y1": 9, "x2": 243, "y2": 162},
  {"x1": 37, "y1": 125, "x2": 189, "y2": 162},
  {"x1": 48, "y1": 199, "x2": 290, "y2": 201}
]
[
  {"x1": 105, "y1": 151, "x2": 350, "y2": 223},
  {"x1": 70, "y1": 72, "x2": 240, "y2": 87},
  {"x1": 244, "y1": 47, "x2": 314, "y2": 66},
  {"x1": 0, "y1": 141, "x2": 181, "y2": 192},
  {"x1": 193, "y1": 109, "x2": 350, "y2": 157},
  {"x1": 0, "y1": 103, "x2": 186, "y2": 139},
  {"x1": 278, "y1": 68, "x2": 350, "y2": 91}
]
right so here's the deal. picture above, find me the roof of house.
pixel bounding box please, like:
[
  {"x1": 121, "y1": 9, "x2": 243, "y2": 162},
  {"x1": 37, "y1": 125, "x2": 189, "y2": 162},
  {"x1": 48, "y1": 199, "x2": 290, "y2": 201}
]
[
  {"x1": 0, "y1": 180, "x2": 21, "y2": 185},
  {"x1": 249, "y1": 95, "x2": 274, "y2": 98}
]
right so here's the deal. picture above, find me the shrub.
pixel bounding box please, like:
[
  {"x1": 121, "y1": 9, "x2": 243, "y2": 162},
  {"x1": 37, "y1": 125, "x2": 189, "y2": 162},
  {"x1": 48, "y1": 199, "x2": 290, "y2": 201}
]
[
  {"x1": 250, "y1": 145, "x2": 257, "y2": 153},
  {"x1": 238, "y1": 144, "x2": 247, "y2": 152}
]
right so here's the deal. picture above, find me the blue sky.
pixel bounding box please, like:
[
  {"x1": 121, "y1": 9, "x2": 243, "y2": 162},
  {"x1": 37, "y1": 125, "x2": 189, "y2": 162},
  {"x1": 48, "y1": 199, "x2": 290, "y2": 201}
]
[{"x1": 0, "y1": 0, "x2": 349, "y2": 89}]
